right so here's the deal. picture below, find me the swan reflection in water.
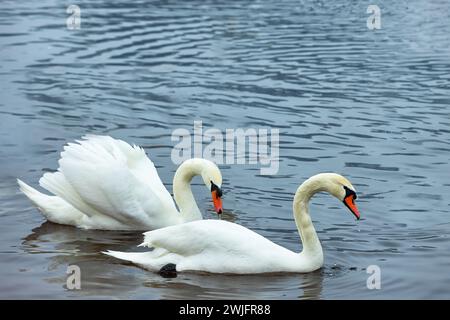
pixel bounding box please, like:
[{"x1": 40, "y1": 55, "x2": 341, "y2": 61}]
[{"x1": 21, "y1": 216, "x2": 324, "y2": 299}]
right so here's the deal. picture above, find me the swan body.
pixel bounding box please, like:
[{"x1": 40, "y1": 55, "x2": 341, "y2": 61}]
[
  {"x1": 105, "y1": 173, "x2": 361, "y2": 274},
  {"x1": 18, "y1": 135, "x2": 223, "y2": 230}
]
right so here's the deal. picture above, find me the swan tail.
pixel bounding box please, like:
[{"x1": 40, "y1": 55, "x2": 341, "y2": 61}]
[
  {"x1": 103, "y1": 250, "x2": 148, "y2": 263},
  {"x1": 39, "y1": 171, "x2": 96, "y2": 218},
  {"x1": 17, "y1": 179, "x2": 48, "y2": 209},
  {"x1": 17, "y1": 179, "x2": 85, "y2": 226},
  {"x1": 103, "y1": 248, "x2": 177, "y2": 271}
]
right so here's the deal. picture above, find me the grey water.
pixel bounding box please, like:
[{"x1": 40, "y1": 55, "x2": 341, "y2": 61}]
[{"x1": 1, "y1": 0, "x2": 450, "y2": 299}]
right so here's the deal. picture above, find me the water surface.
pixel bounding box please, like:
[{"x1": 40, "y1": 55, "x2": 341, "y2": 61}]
[{"x1": 1, "y1": 0, "x2": 450, "y2": 299}]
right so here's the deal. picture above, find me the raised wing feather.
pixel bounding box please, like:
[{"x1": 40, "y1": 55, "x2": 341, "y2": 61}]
[{"x1": 41, "y1": 135, "x2": 178, "y2": 228}]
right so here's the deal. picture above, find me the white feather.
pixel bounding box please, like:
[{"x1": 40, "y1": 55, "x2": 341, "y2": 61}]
[
  {"x1": 105, "y1": 174, "x2": 359, "y2": 274},
  {"x1": 18, "y1": 135, "x2": 223, "y2": 230}
]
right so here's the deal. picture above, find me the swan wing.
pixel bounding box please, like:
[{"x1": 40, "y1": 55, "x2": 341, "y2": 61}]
[
  {"x1": 141, "y1": 220, "x2": 265, "y2": 254},
  {"x1": 40, "y1": 135, "x2": 178, "y2": 229},
  {"x1": 70, "y1": 135, "x2": 172, "y2": 199},
  {"x1": 105, "y1": 220, "x2": 264, "y2": 271},
  {"x1": 115, "y1": 220, "x2": 297, "y2": 273}
]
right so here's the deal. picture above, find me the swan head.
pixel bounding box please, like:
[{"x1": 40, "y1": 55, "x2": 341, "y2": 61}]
[
  {"x1": 199, "y1": 159, "x2": 223, "y2": 216},
  {"x1": 322, "y1": 173, "x2": 360, "y2": 220},
  {"x1": 174, "y1": 158, "x2": 224, "y2": 218},
  {"x1": 305, "y1": 173, "x2": 360, "y2": 220}
]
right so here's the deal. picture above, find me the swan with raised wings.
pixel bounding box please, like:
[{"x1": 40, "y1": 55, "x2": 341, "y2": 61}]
[
  {"x1": 17, "y1": 135, "x2": 223, "y2": 230},
  {"x1": 105, "y1": 173, "x2": 361, "y2": 274}
]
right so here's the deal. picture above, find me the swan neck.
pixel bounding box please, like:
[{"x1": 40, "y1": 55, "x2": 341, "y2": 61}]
[
  {"x1": 173, "y1": 160, "x2": 203, "y2": 222},
  {"x1": 293, "y1": 177, "x2": 325, "y2": 257}
]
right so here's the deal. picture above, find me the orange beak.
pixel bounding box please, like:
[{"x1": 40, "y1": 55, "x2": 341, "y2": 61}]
[
  {"x1": 343, "y1": 194, "x2": 360, "y2": 220},
  {"x1": 212, "y1": 190, "x2": 223, "y2": 215}
]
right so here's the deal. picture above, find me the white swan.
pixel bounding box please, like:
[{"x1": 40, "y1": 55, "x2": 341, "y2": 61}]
[
  {"x1": 17, "y1": 135, "x2": 223, "y2": 230},
  {"x1": 105, "y1": 173, "x2": 360, "y2": 275}
]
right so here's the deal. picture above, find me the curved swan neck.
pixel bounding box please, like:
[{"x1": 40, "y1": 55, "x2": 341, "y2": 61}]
[
  {"x1": 173, "y1": 159, "x2": 205, "y2": 222},
  {"x1": 293, "y1": 175, "x2": 329, "y2": 258}
]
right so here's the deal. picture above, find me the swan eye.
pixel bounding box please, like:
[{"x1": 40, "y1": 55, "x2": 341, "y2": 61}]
[
  {"x1": 211, "y1": 181, "x2": 223, "y2": 197},
  {"x1": 343, "y1": 186, "x2": 357, "y2": 200}
]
